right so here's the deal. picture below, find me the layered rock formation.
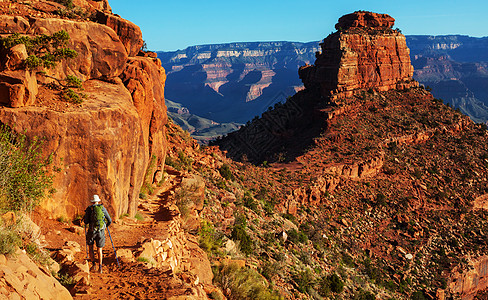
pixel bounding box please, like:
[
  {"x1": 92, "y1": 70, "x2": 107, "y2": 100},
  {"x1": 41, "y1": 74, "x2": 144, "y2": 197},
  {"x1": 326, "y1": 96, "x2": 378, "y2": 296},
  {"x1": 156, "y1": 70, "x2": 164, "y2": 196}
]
[
  {"x1": 299, "y1": 11, "x2": 417, "y2": 100},
  {"x1": 0, "y1": 1, "x2": 168, "y2": 218},
  {"x1": 158, "y1": 41, "x2": 319, "y2": 123},
  {"x1": 216, "y1": 11, "x2": 420, "y2": 163}
]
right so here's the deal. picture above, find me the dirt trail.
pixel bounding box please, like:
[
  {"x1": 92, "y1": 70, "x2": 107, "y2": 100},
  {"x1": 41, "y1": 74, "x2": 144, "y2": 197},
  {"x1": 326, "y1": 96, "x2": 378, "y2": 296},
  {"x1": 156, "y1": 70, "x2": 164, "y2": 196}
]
[{"x1": 39, "y1": 170, "x2": 199, "y2": 299}]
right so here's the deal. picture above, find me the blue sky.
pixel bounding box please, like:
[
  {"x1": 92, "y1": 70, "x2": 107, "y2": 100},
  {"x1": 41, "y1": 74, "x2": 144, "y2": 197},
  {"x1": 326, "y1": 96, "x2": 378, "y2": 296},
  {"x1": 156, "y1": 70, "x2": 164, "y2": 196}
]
[{"x1": 109, "y1": 0, "x2": 487, "y2": 51}]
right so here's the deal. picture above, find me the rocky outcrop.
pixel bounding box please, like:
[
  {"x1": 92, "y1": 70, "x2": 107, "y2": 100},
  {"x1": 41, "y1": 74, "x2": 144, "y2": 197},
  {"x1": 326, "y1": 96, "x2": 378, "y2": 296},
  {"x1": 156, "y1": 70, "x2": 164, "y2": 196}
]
[
  {"x1": 94, "y1": 11, "x2": 143, "y2": 57},
  {"x1": 121, "y1": 56, "x2": 168, "y2": 158},
  {"x1": 0, "y1": 3, "x2": 168, "y2": 219},
  {"x1": 0, "y1": 248, "x2": 72, "y2": 300},
  {"x1": 449, "y1": 256, "x2": 488, "y2": 299},
  {"x1": 335, "y1": 11, "x2": 395, "y2": 30},
  {"x1": 28, "y1": 17, "x2": 128, "y2": 82},
  {"x1": 299, "y1": 11, "x2": 417, "y2": 100}
]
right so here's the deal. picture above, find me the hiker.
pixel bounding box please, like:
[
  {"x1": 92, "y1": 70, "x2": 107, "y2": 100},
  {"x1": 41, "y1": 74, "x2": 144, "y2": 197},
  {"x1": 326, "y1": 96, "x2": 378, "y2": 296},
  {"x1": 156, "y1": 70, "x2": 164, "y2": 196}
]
[{"x1": 84, "y1": 194, "x2": 112, "y2": 273}]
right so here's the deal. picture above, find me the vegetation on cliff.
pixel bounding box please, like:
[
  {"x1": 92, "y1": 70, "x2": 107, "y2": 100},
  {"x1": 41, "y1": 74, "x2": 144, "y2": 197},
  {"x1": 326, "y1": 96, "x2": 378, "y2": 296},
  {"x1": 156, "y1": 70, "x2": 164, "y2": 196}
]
[{"x1": 0, "y1": 125, "x2": 54, "y2": 213}]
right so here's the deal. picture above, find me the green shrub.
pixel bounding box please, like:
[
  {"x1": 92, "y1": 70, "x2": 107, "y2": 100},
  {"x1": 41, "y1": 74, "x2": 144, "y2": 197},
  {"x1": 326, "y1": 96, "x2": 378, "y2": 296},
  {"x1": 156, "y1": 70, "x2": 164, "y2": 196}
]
[
  {"x1": 0, "y1": 228, "x2": 21, "y2": 255},
  {"x1": 242, "y1": 191, "x2": 257, "y2": 211},
  {"x1": 57, "y1": 272, "x2": 75, "y2": 288},
  {"x1": 23, "y1": 242, "x2": 51, "y2": 266},
  {"x1": 175, "y1": 186, "x2": 193, "y2": 220},
  {"x1": 54, "y1": 0, "x2": 74, "y2": 9},
  {"x1": 231, "y1": 214, "x2": 254, "y2": 255},
  {"x1": 0, "y1": 31, "x2": 77, "y2": 70},
  {"x1": 199, "y1": 220, "x2": 222, "y2": 256},
  {"x1": 219, "y1": 163, "x2": 234, "y2": 181},
  {"x1": 0, "y1": 125, "x2": 54, "y2": 212},
  {"x1": 65, "y1": 75, "x2": 82, "y2": 88},
  {"x1": 319, "y1": 273, "x2": 344, "y2": 296},
  {"x1": 287, "y1": 228, "x2": 308, "y2": 244},
  {"x1": 134, "y1": 212, "x2": 144, "y2": 221},
  {"x1": 293, "y1": 268, "x2": 315, "y2": 293},
  {"x1": 411, "y1": 291, "x2": 427, "y2": 300},
  {"x1": 62, "y1": 88, "x2": 85, "y2": 104},
  {"x1": 354, "y1": 290, "x2": 376, "y2": 300},
  {"x1": 231, "y1": 224, "x2": 253, "y2": 255},
  {"x1": 213, "y1": 263, "x2": 282, "y2": 300},
  {"x1": 136, "y1": 256, "x2": 150, "y2": 263},
  {"x1": 178, "y1": 151, "x2": 193, "y2": 170}
]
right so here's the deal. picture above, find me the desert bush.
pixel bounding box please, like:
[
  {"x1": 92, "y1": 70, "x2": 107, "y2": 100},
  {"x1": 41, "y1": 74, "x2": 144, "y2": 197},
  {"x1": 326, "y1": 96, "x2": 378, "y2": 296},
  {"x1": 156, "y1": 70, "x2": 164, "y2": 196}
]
[
  {"x1": 57, "y1": 272, "x2": 75, "y2": 288},
  {"x1": 0, "y1": 227, "x2": 21, "y2": 255},
  {"x1": 175, "y1": 184, "x2": 200, "y2": 220},
  {"x1": 287, "y1": 228, "x2": 308, "y2": 244},
  {"x1": 411, "y1": 291, "x2": 427, "y2": 300},
  {"x1": 65, "y1": 75, "x2": 82, "y2": 88},
  {"x1": 0, "y1": 31, "x2": 77, "y2": 70},
  {"x1": 353, "y1": 290, "x2": 376, "y2": 300},
  {"x1": 319, "y1": 273, "x2": 344, "y2": 296},
  {"x1": 231, "y1": 213, "x2": 254, "y2": 255},
  {"x1": 23, "y1": 242, "x2": 51, "y2": 266},
  {"x1": 242, "y1": 191, "x2": 258, "y2": 211},
  {"x1": 293, "y1": 268, "x2": 315, "y2": 293},
  {"x1": 199, "y1": 220, "x2": 222, "y2": 256},
  {"x1": 178, "y1": 151, "x2": 193, "y2": 171},
  {"x1": 0, "y1": 125, "x2": 54, "y2": 212},
  {"x1": 213, "y1": 263, "x2": 282, "y2": 300},
  {"x1": 54, "y1": 0, "x2": 74, "y2": 9},
  {"x1": 219, "y1": 163, "x2": 234, "y2": 181},
  {"x1": 134, "y1": 211, "x2": 144, "y2": 221},
  {"x1": 62, "y1": 88, "x2": 85, "y2": 104}
]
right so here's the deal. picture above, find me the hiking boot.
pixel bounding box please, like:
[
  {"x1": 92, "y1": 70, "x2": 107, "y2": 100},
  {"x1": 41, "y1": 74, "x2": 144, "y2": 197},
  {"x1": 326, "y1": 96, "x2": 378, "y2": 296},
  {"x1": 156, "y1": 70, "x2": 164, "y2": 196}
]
[{"x1": 90, "y1": 263, "x2": 97, "y2": 272}]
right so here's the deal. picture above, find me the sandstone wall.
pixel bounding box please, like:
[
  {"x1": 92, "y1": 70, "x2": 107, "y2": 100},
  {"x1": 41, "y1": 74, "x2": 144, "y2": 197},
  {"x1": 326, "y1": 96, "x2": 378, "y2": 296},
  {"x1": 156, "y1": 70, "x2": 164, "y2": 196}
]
[{"x1": 0, "y1": 5, "x2": 168, "y2": 219}]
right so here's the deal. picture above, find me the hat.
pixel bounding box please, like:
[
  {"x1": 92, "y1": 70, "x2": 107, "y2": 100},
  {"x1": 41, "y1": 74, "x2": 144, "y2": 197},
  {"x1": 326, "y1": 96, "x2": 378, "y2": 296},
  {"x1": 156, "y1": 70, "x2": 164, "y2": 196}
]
[{"x1": 91, "y1": 195, "x2": 101, "y2": 203}]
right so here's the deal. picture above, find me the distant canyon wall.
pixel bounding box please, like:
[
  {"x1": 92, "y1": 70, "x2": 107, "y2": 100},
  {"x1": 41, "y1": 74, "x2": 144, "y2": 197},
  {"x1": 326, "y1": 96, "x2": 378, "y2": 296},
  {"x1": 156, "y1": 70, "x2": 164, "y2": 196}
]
[
  {"x1": 158, "y1": 42, "x2": 319, "y2": 123},
  {"x1": 158, "y1": 35, "x2": 488, "y2": 127}
]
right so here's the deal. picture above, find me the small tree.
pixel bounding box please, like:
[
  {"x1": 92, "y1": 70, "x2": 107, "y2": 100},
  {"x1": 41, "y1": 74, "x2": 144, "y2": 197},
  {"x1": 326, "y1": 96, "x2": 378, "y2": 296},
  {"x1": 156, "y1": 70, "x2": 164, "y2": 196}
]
[{"x1": 0, "y1": 125, "x2": 54, "y2": 212}]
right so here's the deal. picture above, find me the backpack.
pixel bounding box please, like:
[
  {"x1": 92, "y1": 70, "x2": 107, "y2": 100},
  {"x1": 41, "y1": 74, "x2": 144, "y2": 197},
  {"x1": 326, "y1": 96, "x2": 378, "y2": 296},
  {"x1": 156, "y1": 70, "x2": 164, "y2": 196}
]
[{"x1": 90, "y1": 204, "x2": 106, "y2": 231}]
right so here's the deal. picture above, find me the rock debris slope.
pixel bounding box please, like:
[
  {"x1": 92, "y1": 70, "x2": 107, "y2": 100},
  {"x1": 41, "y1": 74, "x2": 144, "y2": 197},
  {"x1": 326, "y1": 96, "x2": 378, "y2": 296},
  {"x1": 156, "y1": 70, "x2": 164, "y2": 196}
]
[{"x1": 211, "y1": 11, "x2": 488, "y2": 299}]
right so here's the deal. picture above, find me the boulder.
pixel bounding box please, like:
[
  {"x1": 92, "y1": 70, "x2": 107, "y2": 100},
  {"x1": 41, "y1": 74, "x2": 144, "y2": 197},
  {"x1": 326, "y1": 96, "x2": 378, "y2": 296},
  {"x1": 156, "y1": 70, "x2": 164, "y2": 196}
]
[
  {"x1": 0, "y1": 15, "x2": 29, "y2": 34},
  {"x1": 0, "y1": 248, "x2": 72, "y2": 300},
  {"x1": 0, "y1": 70, "x2": 38, "y2": 107},
  {"x1": 116, "y1": 248, "x2": 135, "y2": 263},
  {"x1": 180, "y1": 174, "x2": 205, "y2": 211},
  {"x1": 72, "y1": 0, "x2": 112, "y2": 13},
  {"x1": 4, "y1": 43, "x2": 28, "y2": 71}
]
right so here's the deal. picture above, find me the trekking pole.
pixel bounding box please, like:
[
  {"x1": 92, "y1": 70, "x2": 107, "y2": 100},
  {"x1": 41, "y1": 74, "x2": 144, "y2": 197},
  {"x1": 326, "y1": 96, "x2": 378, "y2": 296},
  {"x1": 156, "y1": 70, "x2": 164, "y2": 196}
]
[
  {"x1": 84, "y1": 224, "x2": 89, "y2": 260},
  {"x1": 106, "y1": 226, "x2": 120, "y2": 267}
]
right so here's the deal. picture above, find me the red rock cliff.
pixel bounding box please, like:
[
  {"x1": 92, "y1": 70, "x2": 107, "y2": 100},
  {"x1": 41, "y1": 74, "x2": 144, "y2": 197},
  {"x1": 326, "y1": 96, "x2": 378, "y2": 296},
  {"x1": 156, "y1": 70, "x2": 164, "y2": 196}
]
[
  {"x1": 0, "y1": 1, "x2": 167, "y2": 219},
  {"x1": 299, "y1": 11, "x2": 417, "y2": 100}
]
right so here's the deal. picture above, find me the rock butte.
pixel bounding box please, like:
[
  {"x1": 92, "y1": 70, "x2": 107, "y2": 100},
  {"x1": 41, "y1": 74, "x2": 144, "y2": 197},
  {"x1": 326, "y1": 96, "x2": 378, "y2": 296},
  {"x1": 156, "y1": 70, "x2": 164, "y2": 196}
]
[{"x1": 299, "y1": 11, "x2": 417, "y2": 100}]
